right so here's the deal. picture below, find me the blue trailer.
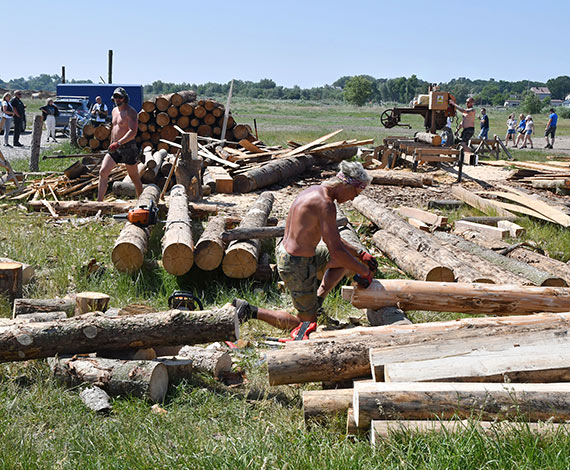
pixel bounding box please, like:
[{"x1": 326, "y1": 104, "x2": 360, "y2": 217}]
[{"x1": 55, "y1": 83, "x2": 144, "y2": 114}]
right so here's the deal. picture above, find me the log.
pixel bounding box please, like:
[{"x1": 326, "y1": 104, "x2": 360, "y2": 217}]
[
  {"x1": 194, "y1": 216, "x2": 226, "y2": 271},
  {"x1": 267, "y1": 312, "x2": 570, "y2": 385},
  {"x1": 0, "y1": 258, "x2": 34, "y2": 285},
  {"x1": 64, "y1": 160, "x2": 87, "y2": 180},
  {"x1": 303, "y1": 388, "x2": 354, "y2": 419},
  {"x1": 222, "y1": 192, "x2": 274, "y2": 278},
  {"x1": 155, "y1": 95, "x2": 170, "y2": 112},
  {"x1": 79, "y1": 386, "x2": 112, "y2": 413},
  {"x1": 6, "y1": 311, "x2": 67, "y2": 323},
  {"x1": 433, "y1": 232, "x2": 566, "y2": 286},
  {"x1": 50, "y1": 356, "x2": 168, "y2": 403},
  {"x1": 83, "y1": 123, "x2": 96, "y2": 137},
  {"x1": 0, "y1": 262, "x2": 22, "y2": 301},
  {"x1": 233, "y1": 155, "x2": 317, "y2": 193},
  {"x1": 13, "y1": 297, "x2": 75, "y2": 318},
  {"x1": 155, "y1": 345, "x2": 232, "y2": 382},
  {"x1": 142, "y1": 99, "x2": 156, "y2": 113},
  {"x1": 170, "y1": 90, "x2": 196, "y2": 107},
  {"x1": 167, "y1": 105, "x2": 179, "y2": 119},
  {"x1": 75, "y1": 292, "x2": 110, "y2": 315},
  {"x1": 367, "y1": 170, "x2": 432, "y2": 187},
  {"x1": 428, "y1": 199, "x2": 464, "y2": 210},
  {"x1": 531, "y1": 179, "x2": 568, "y2": 189},
  {"x1": 352, "y1": 196, "x2": 492, "y2": 283},
  {"x1": 384, "y1": 342, "x2": 570, "y2": 383},
  {"x1": 161, "y1": 184, "x2": 193, "y2": 276},
  {"x1": 415, "y1": 132, "x2": 442, "y2": 146},
  {"x1": 354, "y1": 382, "x2": 570, "y2": 429},
  {"x1": 0, "y1": 303, "x2": 238, "y2": 362},
  {"x1": 111, "y1": 185, "x2": 160, "y2": 272},
  {"x1": 93, "y1": 125, "x2": 111, "y2": 141},
  {"x1": 179, "y1": 103, "x2": 194, "y2": 117},
  {"x1": 372, "y1": 231, "x2": 454, "y2": 282},
  {"x1": 506, "y1": 248, "x2": 570, "y2": 285},
  {"x1": 29, "y1": 200, "x2": 134, "y2": 217},
  {"x1": 156, "y1": 112, "x2": 170, "y2": 127}
]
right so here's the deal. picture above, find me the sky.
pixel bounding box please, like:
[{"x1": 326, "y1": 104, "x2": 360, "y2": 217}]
[{"x1": 5, "y1": 0, "x2": 569, "y2": 88}]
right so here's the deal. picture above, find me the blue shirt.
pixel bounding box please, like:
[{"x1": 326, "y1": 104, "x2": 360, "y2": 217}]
[
  {"x1": 549, "y1": 112, "x2": 558, "y2": 127},
  {"x1": 518, "y1": 119, "x2": 526, "y2": 131},
  {"x1": 480, "y1": 114, "x2": 489, "y2": 129}
]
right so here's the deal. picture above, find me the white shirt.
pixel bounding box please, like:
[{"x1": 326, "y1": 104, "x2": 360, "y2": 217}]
[{"x1": 91, "y1": 103, "x2": 108, "y2": 122}]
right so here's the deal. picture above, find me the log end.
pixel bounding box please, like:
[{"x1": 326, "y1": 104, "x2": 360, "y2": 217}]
[
  {"x1": 541, "y1": 278, "x2": 567, "y2": 287},
  {"x1": 425, "y1": 267, "x2": 455, "y2": 283},
  {"x1": 149, "y1": 363, "x2": 169, "y2": 403},
  {"x1": 222, "y1": 250, "x2": 257, "y2": 279},
  {"x1": 162, "y1": 245, "x2": 194, "y2": 276},
  {"x1": 112, "y1": 244, "x2": 144, "y2": 273},
  {"x1": 195, "y1": 243, "x2": 224, "y2": 271}
]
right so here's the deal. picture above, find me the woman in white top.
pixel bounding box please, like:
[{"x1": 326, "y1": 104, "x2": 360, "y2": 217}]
[
  {"x1": 1, "y1": 92, "x2": 14, "y2": 146},
  {"x1": 505, "y1": 113, "x2": 517, "y2": 147},
  {"x1": 521, "y1": 115, "x2": 534, "y2": 149}
]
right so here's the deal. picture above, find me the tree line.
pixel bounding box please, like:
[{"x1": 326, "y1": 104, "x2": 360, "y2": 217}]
[{"x1": 2, "y1": 73, "x2": 570, "y2": 108}]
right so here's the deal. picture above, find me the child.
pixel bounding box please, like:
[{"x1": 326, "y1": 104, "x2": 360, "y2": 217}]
[
  {"x1": 521, "y1": 115, "x2": 534, "y2": 149},
  {"x1": 515, "y1": 113, "x2": 526, "y2": 148},
  {"x1": 505, "y1": 113, "x2": 517, "y2": 147}
]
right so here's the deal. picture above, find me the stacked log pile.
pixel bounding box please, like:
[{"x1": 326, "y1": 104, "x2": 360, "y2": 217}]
[{"x1": 78, "y1": 123, "x2": 112, "y2": 151}]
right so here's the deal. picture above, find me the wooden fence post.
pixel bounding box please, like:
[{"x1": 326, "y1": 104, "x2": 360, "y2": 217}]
[{"x1": 30, "y1": 114, "x2": 43, "y2": 171}]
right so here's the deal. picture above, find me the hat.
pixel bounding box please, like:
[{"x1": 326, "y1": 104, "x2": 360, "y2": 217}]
[{"x1": 113, "y1": 87, "x2": 128, "y2": 99}]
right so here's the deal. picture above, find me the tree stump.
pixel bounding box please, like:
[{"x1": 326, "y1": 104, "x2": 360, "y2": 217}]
[
  {"x1": 0, "y1": 262, "x2": 22, "y2": 302},
  {"x1": 75, "y1": 292, "x2": 111, "y2": 315}
]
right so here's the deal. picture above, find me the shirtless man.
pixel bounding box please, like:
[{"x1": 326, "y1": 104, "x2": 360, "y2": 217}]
[
  {"x1": 97, "y1": 87, "x2": 143, "y2": 201},
  {"x1": 233, "y1": 161, "x2": 377, "y2": 331},
  {"x1": 449, "y1": 97, "x2": 476, "y2": 150}
]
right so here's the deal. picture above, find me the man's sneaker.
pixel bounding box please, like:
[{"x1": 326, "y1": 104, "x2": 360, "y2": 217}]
[{"x1": 232, "y1": 298, "x2": 257, "y2": 323}]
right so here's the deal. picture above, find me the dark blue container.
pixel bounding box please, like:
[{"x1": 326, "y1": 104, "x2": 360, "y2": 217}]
[{"x1": 55, "y1": 83, "x2": 143, "y2": 113}]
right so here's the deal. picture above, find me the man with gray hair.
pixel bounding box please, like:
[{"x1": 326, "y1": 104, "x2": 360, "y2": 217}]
[{"x1": 233, "y1": 161, "x2": 377, "y2": 336}]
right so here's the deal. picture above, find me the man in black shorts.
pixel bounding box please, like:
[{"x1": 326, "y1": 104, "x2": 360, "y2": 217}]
[
  {"x1": 97, "y1": 87, "x2": 143, "y2": 201},
  {"x1": 449, "y1": 97, "x2": 475, "y2": 150}
]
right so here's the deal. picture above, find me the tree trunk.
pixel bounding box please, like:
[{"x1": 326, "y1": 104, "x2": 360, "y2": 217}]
[
  {"x1": 49, "y1": 356, "x2": 169, "y2": 403},
  {"x1": 0, "y1": 258, "x2": 34, "y2": 286},
  {"x1": 179, "y1": 103, "x2": 194, "y2": 117},
  {"x1": 233, "y1": 155, "x2": 317, "y2": 193},
  {"x1": 415, "y1": 132, "x2": 442, "y2": 146},
  {"x1": 0, "y1": 311, "x2": 67, "y2": 325},
  {"x1": 29, "y1": 200, "x2": 135, "y2": 216},
  {"x1": 367, "y1": 170, "x2": 432, "y2": 187},
  {"x1": 266, "y1": 312, "x2": 570, "y2": 385},
  {"x1": 433, "y1": 232, "x2": 566, "y2": 286},
  {"x1": 194, "y1": 216, "x2": 226, "y2": 271},
  {"x1": 0, "y1": 303, "x2": 238, "y2": 362},
  {"x1": 354, "y1": 381, "x2": 570, "y2": 429},
  {"x1": 75, "y1": 292, "x2": 110, "y2": 315},
  {"x1": 30, "y1": 115, "x2": 43, "y2": 172},
  {"x1": 111, "y1": 185, "x2": 160, "y2": 272},
  {"x1": 83, "y1": 123, "x2": 96, "y2": 137},
  {"x1": 161, "y1": 184, "x2": 193, "y2": 276},
  {"x1": 170, "y1": 90, "x2": 196, "y2": 107},
  {"x1": 222, "y1": 192, "x2": 274, "y2": 278},
  {"x1": 345, "y1": 279, "x2": 570, "y2": 314},
  {"x1": 372, "y1": 231, "x2": 455, "y2": 282},
  {"x1": 155, "y1": 345, "x2": 232, "y2": 383},
  {"x1": 352, "y1": 196, "x2": 492, "y2": 283},
  {"x1": 0, "y1": 262, "x2": 22, "y2": 301},
  {"x1": 12, "y1": 297, "x2": 74, "y2": 317},
  {"x1": 303, "y1": 388, "x2": 354, "y2": 419},
  {"x1": 506, "y1": 248, "x2": 570, "y2": 285}
]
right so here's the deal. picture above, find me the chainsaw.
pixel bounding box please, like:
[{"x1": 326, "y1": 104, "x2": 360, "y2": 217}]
[
  {"x1": 168, "y1": 290, "x2": 203, "y2": 311},
  {"x1": 113, "y1": 200, "x2": 159, "y2": 228},
  {"x1": 266, "y1": 320, "x2": 317, "y2": 343}
]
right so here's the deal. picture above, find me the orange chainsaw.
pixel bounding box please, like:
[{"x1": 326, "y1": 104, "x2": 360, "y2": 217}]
[{"x1": 113, "y1": 201, "x2": 158, "y2": 228}]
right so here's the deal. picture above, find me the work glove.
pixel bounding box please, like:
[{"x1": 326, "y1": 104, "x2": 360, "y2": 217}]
[
  {"x1": 358, "y1": 249, "x2": 378, "y2": 272},
  {"x1": 108, "y1": 142, "x2": 120, "y2": 152},
  {"x1": 354, "y1": 271, "x2": 374, "y2": 289}
]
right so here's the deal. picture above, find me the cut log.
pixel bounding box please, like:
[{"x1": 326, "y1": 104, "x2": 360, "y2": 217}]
[
  {"x1": 367, "y1": 170, "x2": 432, "y2": 187},
  {"x1": 194, "y1": 216, "x2": 226, "y2": 271},
  {"x1": 170, "y1": 90, "x2": 196, "y2": 107},
  {"x1": 428, "y1": 199, "x2": 464, "y2": 210},
  {"x1": 303, "y1": 388, "x2": 354, "y2": 420},
  {"x1": 354, "y1": 382, "x2": 570, "y2": 429},
  {"x1": 372, "y1": 231, "x2": 454, "y2": 282},
  {"x1": 233, "y1": 155, "x2": 317, "y2": 193},
  {"x1": 384, "y1": 342, "x2": 570, "y2": 383},
  {"x1": 6, "y1": 311, "x2": 67, "y2": 323},
  {"x1": 506, "y1": 248, "x2": 570, "y2": 285},
  {"x1": 267, "y1": 312, "x2": 570, "y2": 385},
  {"x1": 0, "y1": 262, "x2": 22, "y2": 301},
  {"x1": 75, "y1": 292, "x2": 110, "y2": 315},
  {"x1": 0, "y1": 258, "x2": 34, "y2": 285},
  {"x1": 352, "y1": 196, "x2": 492, "y2": 283},
  {"x1": 93, "y1": 125, "x2": 111, "y2": 141},
  {"x1": 454, "y1": 220, "x2": 509, "y2": 240},
  {"x1": 50, "y1": 356, "x2": 168, "y2": 403},
  {"x1": 433, "y1": 232, "x2": 566, "y2": 286},
  {"x1": 79, "y1": 386, "x2": 112, "y2": 413},
  {"x1": 154, "y1": 345, "x2": 232, "y2": 383},
  {"x1": 161, "y1": 184, "x2": 193, "y2": 276},
  {"x1": 111, "y1": 185, "x2": 160, "y2": 272},
  {"x1": 222, "y1": 192, "x2": 274, "y2": 278},
  {"x1": 12, "y1": 297, "x2": 75, "y2": 317},
  {"x1": 344, "y1": 279, "x2": 570, "y2": 314},
  {"x1": 415, "y1": 132, "x2": 442, "y2": 146},
  {"x1": 0, "y1": 303, "x2": 238, "y2": 362}
]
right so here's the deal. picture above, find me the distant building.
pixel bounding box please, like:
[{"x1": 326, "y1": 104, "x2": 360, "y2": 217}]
[
  {"x1": 503, "y1": 99, "x2": 521, "y2": 107},
  {"x1": 551, "y1": 99, "x2": 564, "y2": 106},
  {"x1": 565, "y1": 93, "x2": 570, "y2": 101},
  {"x1": 530, "y1": 87, "x2": 551, "y2": 100}
]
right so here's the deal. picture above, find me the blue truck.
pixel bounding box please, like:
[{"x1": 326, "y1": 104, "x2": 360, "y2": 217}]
[{"x1": 55, "y1": 83, "x2": 144, "y2": 115}]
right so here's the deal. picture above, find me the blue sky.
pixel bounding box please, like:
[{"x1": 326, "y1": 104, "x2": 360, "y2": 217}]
[{"x1": 6, "y1": 0, "x2": 569, "y2": 87}]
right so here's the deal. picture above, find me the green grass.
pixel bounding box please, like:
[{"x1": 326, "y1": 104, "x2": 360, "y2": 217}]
[{"x1": 2, "y1": 98, "x2": 570, "y2": 469}]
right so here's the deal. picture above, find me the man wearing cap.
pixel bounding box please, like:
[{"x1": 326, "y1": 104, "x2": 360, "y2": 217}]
[
  {"x1": 97, "y1": 87, "x2": 143, "y2": 201},
  {"x1": 90, "y1": 96, "x2": 108, "y2": 124},
  {"x1": 544, "y1": 108, "x2": 558, "y2": 149},
  {"x1": 449, "y1": 97, "x2": 476, "y2": 150},
  {"x1": 232, "y1": 161, "x2": 377, "y2": 332},
  {"x1": 10, "y1": 91, "x2": 26, "y2": 147}
]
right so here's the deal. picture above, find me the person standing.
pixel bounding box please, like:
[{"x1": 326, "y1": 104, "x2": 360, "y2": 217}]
[
  {"x1": 505, "y1": 113, "x2": 517, "y2": 147},
  {"x1": 10, "y1": 90, "x2": 25, "y2": 147},
  {"x1": 544, "y1": 108, "x2": 558, "y2": 149},
  {"x1": 40, "y1": 98, "x2": 59, "y2": 143},
  {"x1": 515, "y1": 113, "x2": 526, "y2": 148},
  {"x1": 521, "y1": 115, "x2": 534, "y2": 149},
  {"x1": 97, "y1": 87, "x2": 142, "y2": 201},
  {"x1": 1, "y1": 93, "x2": 14, "y2": 147},
  {"x1": 478, "y1": 108, "x2": 489, "y2": 139},
  {"x1": 90, "y1": 96, "x2": 108, "y2": 125},
  {"x1": 449, "y1": 97, "x2": 476, "y2": 150}
]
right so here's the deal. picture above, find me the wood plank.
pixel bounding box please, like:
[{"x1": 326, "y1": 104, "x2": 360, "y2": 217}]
[
  {"x1": 451, "y1": 186, "x2": 514, "y2": 218},
  {"x1": 279, "y1": 129, "x2": 343, "y2": 158},
  {"x1": 454, "y1": 220, "x2": 509, "y2": 240},
  {"x1": 398, "y1": 207, "x2": 447, "y2": 226},
  {"x1": 488, "y1": 199, "x2": 557, "y2": 223},
  {"x1": 407, "y1": 217, "x2": 429, "y2": 231},
  {"x1": 239, "y1": 139, "x2": 264, "y2": 153},
  {"x1": 497, "y1": 220, "x2": 526, "y2": 237}
]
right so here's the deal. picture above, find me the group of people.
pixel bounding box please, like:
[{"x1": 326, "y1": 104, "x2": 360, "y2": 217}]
[{"x1": 1, "y1": 90, "x2": 26, "y2": 147}]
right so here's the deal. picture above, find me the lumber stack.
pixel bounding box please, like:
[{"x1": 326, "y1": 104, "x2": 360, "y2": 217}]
[{"x1": 77, "y1": 123, "x2": 111, "y2": 151}]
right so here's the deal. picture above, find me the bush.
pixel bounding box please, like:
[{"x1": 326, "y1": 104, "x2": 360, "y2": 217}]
[
  {"x1": 557, "y1": 107, "x2": 570, "y2": 119},
  {"x1": 343, "y1": 76, "x2": 373, "y2": 106},
  {"x1": 521, "y1": 92, "x2": 543, "y2": 114}
]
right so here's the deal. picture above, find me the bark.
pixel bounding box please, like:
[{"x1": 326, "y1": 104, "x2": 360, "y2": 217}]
[
  {"x1": 303, "y1": 389, "x2": 353, "y2": 419},
  {"x1": 0, "y1": 304, "x2": 238, "y2": 362},
  {"x1": 0, "y1": 258, "x2": 34, "y2": 285},
  {"x1": 79, "y1": 386, "x2": 112, "y2": 413},
  {"x1": 194, "y1": 216, "x2": 226, "y2": 271},
  {"x1": 367, "y1": 170, "x2": 432, "y2": 187},
  {"x1": 161, "y1": 184, "x2": 194, "y2": 276},
  {"x1": 49, "y1": 356, "x2": 169, "y2": 403},
  {"x1": 433, "y1": 231, "x2": 566, "y2": 286},
  {"x1": 222, "y1": 192, "x2": 274, "y2": 278},
  {"x1": 352, "y1": 196, "x2": 492, "y2": 283},
  {"x1": 372, "y1": 231, "x2": 455, "y2": 282},
  {"x1": 155, "y1": 345, "x2": 232, "y2": 383},
  {"x1": 266, "y1": 312, "x2": 570, "y2": 385},
  {"x1": 28, "y1": 200, "x2": 134, "y2": 216},
  {"x1": 111, "y1": 185, "x2": 160, "y2": 272},
  {"x1": 507, "y1": 248, "x2": 570, "y2": 285},
  {"x1": 415, "y1": 132, "x2": 442, "y2": 146},
  {"x1": 75, "y1": 292, "x2": 110, "y2": 315},
  {"x1": 13, "y1": 297, "x2": 75, "y2": 317},
  {"x1": 0, "y1": 262, "x2": 22, "y2": 301},
  {"x1": 354, "y1": 381, "x2": 570, "y2": 429}
]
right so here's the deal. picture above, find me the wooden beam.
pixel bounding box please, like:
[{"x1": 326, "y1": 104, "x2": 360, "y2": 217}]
[
  {"x1": 279, "y1": 129, "x2": 343, "y2": 158},
  {"x1": 451, "y1": 185, "x2": 515, "y2": 218}
]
